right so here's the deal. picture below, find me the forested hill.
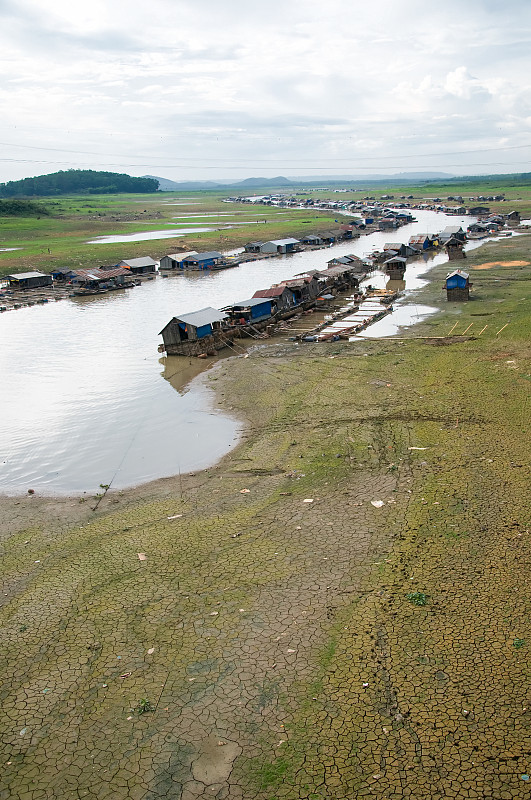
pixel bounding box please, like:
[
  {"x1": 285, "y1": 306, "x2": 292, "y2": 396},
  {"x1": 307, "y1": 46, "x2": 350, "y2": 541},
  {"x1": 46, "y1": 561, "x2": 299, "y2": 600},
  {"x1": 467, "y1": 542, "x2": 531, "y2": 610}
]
[{"x1": 0, "y1": 170, "x2": 159, "y2": 197}]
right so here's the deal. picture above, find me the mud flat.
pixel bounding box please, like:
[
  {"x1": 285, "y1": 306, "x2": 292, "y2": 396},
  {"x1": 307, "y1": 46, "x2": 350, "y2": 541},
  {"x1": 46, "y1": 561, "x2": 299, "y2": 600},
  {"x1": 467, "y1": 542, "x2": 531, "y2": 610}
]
[{"x1": 0, "y1": 236, "x2": 530, "y2": 799}]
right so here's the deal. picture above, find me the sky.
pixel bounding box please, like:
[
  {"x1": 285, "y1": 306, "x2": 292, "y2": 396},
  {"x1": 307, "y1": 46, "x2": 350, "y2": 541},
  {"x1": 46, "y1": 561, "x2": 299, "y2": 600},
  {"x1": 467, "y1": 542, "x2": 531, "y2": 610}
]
[{"x1": 0, "y1": 0, "x2": 530, "y2": 184}]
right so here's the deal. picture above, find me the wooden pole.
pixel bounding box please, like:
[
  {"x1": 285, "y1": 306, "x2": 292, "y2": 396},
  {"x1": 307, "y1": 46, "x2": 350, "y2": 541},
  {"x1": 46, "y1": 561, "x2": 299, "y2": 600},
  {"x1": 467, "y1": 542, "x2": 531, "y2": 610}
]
[
  {"x1": 496, "y1": 323, "x2": 509, "y2": 336},
  {"x1": 478, "y1": 325, "x2": 488, "y2": 335},
  {"x1": 462, "y1": 323, "x2": 474, "y2": 334},
  {"x1": 448, "y1": 321, "x2": 459, "y2": 335}
]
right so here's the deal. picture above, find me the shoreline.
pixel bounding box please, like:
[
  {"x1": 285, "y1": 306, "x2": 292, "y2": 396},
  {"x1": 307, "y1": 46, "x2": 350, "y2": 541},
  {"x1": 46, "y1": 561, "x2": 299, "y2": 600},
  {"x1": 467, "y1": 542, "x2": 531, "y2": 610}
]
[
  {"x1": 0, "y1": 234, "x2": 530, "y2": 799},
  {"x1": 2, "y1": 230, "x2": 526, "y2": 499}
]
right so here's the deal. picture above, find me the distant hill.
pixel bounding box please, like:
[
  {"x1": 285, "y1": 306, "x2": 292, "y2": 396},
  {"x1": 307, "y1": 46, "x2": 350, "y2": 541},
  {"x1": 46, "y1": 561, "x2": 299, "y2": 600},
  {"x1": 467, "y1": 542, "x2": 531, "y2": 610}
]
[
  {"x1": 144, "y1": 174, "x2": 293, "y2": 191},
  {"x1": 236, "y1": 176, "x2": 293, "y2": 187},
  {"x1": 144, "y1": 175, "x2": 224, "y2": 191},
  {"x1": 144, "y1": 172, "x2": 457, "y2": 191},
  {"x1": 0, "y1": 170, "x2": 159, "y2": 197}
]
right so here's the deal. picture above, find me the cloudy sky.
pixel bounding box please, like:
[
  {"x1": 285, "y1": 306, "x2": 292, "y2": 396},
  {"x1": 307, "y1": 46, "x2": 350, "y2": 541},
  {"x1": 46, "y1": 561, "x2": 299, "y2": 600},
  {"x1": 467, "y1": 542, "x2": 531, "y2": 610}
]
[{"x1": 1, "y1": 0, "x2": 530, "y2": 183}]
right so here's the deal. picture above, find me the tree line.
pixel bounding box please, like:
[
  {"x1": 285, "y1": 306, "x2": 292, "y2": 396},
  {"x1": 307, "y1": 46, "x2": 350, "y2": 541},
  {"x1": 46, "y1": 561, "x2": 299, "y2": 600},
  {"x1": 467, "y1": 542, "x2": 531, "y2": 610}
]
[{"x1": 0, "y1": 170, "x2": 159, "y2": 197}]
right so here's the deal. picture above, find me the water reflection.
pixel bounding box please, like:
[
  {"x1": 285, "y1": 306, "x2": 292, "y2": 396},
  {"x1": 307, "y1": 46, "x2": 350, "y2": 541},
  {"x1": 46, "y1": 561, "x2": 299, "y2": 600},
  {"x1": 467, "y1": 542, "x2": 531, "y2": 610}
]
[{"x1": 0, "y1": 209, "x2": 478, "y2": 495}]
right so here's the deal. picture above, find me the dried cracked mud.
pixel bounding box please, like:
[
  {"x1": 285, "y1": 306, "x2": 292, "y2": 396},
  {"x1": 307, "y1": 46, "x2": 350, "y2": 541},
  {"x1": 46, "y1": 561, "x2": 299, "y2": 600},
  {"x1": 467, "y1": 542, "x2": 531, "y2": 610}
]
[{"x1": 1, "y1": 251, "x2": 530, "y2": 799}]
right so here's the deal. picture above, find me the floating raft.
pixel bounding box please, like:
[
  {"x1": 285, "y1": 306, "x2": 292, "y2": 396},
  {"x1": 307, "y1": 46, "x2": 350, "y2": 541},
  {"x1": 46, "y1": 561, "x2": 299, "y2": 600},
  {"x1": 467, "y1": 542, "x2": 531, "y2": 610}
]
[{"x1": 301, "y1": 298, "x2": 393, "y2": 342}]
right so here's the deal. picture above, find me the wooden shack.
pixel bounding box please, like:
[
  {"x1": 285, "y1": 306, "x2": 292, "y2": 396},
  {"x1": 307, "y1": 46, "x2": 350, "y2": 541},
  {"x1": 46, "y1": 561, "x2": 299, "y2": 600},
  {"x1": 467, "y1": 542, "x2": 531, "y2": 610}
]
[
  {"x1": 300, "y1": 234, "x2": 323, "y2": 246},
  {"x1": 446, "y1": 237, "x2": 466, "y2": 261},
  {"x1": 180, "y1": 251, "x2": 224, "y2": 270},
  {"x1": 445, "y1": 269, "x2": 472, "y2": 301},
  {"x1": 7, "y1": 271, "x2": 52, "y2": 290},
  {"x1": 70, "y1": 267, "x2": 131, "y2": 290},
  {"x1": 506, "y1": 211, "x2": 520, "y2": 225},
  {"x1": 252, "y1": 286, "x2": 296, "y2": 312},
  {"x1": 159, "y1": 251, "x2": 198, "y2": 270},
  {"x1": 222, "y1": 298, "x2": 272, "y2": 324},
  {"x1": 383, "y1": 256, "x2": 407, "y2": 280},
  {"x1": 159, "y1": 307, "x2": 228, "y2": 355},
  {"x1": 116, "y1": 257, "x2": 157, "y2": 274},
  {"x1": 259, "y1": 238, "x2": 300, "y2": 254}
]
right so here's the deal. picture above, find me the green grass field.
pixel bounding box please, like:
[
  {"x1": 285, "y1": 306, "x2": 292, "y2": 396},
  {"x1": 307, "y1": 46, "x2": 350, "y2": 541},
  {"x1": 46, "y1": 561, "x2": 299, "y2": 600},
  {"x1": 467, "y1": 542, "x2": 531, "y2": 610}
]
[{"x1": 1, "y1": 175, "x2": 529, "y2": 278}]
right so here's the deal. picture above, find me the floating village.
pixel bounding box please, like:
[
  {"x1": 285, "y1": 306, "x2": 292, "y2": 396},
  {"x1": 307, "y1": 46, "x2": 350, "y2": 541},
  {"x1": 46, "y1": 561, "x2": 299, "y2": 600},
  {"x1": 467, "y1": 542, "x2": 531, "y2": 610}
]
[{"x1": 0, "y1": 198, "x2": 523, "y2": 356}]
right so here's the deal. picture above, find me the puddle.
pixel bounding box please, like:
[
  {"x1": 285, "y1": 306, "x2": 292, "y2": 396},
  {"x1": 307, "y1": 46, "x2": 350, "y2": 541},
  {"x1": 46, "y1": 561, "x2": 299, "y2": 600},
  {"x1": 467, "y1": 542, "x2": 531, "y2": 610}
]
[
  {"x1": 0, "y1": 247, "x2": 21, "y2": 252},
  {"x1": 87, "y1": 227, "x2": 215, "y2": 244},
  {"x1": 353, "y1": 303, "x2": 438, "y2": 338},
  {"x1": 172, "y1": 213, "x2": 237, "y2": 218}
]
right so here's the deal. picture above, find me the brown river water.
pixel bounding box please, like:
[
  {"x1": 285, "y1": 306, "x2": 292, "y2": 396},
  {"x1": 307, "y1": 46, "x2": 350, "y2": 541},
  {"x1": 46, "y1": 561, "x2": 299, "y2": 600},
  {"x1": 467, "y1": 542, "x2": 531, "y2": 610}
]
[{"x1": 0, "y1": 210, "x2": 478, "y2": 495}]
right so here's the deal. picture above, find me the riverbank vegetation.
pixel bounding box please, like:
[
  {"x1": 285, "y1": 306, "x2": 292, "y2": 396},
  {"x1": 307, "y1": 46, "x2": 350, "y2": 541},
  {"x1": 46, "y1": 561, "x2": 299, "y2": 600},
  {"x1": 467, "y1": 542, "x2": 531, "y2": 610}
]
[
  {"x1": 0, "y1": 199, "x2": 50, "y2": 216},
  {"x1": 0, "y1": 234, "x2": 529, "y2": 798},
  {"x1": 0, "y1": 174, "x2": 529, "y2": 279}
]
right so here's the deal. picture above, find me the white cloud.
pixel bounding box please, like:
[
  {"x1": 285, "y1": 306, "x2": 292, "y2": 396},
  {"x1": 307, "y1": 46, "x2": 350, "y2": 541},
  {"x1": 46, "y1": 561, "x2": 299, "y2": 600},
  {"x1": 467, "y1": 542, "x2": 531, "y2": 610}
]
[{"x1": 0, "y1": 0, "x2": 530, "y2": 181}]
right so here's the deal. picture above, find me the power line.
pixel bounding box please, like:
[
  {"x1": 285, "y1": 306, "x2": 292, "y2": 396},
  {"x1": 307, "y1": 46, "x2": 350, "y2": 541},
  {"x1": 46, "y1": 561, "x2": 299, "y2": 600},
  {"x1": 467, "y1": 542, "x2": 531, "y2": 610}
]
[
  {"x1": 0, "y1": 157, "x2": 530, "y2": 171},
  {"x1": 0, "y1": 141, "x2": 529, "y2": 163}
]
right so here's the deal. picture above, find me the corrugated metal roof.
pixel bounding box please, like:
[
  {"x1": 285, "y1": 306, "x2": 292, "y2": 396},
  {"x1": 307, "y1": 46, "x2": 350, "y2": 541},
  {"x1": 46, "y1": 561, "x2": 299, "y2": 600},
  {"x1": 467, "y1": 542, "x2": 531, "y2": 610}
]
[
  {"x1": 118, "y1": 256, "x2": 157, "y2": 267},
  {"x1": 266, "y1": 238, "x2": 300, "y2": 246},
  {"x1": 173, "y1": 307, "x2": 228, "y2": 327},
  {"x1": 164, "y1": 251, "x2": 198, "y2": 260},
  {"x1": 73, "y1": 268, "x2": 130, "y2": 280},
  {"x1": 253, "y1": 287, "x2": 291, "y2": 298},
  {"x1": 226, "y1": 298, "x2": 272, "y2": 309},
  {"x1": 446, "y1": 270, "x2": 469, "y2": 279},
  {"x1": 183, "y1": 251, "x2": 222, "y2": 261},
  {"x1": 7, "y1": 271, "x2": 48, "y2": 280}
]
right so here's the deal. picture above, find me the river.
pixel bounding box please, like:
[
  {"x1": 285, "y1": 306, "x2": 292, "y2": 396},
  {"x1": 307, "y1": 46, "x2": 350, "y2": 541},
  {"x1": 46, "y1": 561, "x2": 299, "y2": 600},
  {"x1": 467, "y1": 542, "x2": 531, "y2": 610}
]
[{"x1": 0, "y1": 209, "x2": 476, "y2": 495}]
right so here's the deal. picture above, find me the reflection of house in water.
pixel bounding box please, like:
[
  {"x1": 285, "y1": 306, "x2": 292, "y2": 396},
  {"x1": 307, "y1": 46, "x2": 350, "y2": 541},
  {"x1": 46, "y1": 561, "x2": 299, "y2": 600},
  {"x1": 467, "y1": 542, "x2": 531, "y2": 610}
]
[{"x1": 445, "y1": 270, "x2": 472, "y2": 301}]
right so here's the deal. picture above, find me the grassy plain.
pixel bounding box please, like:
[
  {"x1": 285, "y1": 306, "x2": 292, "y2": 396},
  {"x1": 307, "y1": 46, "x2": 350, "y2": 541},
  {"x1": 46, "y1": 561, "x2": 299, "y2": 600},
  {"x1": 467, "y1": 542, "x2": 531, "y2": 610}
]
[
  {"x1": 1, "y1": 175, "x2": 530, "y2": 278},
  {"x1": 0, "y1": 191, "x2": 338, "y2": 278},
  {"x1": 0, "y1": 234, "x2": 530, "y2": 799}
]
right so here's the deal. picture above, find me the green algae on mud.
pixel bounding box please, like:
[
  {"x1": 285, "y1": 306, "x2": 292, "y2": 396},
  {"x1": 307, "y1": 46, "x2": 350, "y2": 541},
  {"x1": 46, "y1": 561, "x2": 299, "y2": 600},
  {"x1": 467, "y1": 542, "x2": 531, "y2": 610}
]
[{"x1": 0, "y1": 237, "x2": 530, "y2": 799}]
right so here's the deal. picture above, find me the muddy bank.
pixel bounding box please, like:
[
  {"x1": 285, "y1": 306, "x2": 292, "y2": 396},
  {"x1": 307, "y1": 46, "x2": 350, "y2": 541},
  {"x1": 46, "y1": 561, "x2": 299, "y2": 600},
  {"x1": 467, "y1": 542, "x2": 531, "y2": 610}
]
[{"x1": 0, "y1": 238, "x2": 530, "y2": 799}]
